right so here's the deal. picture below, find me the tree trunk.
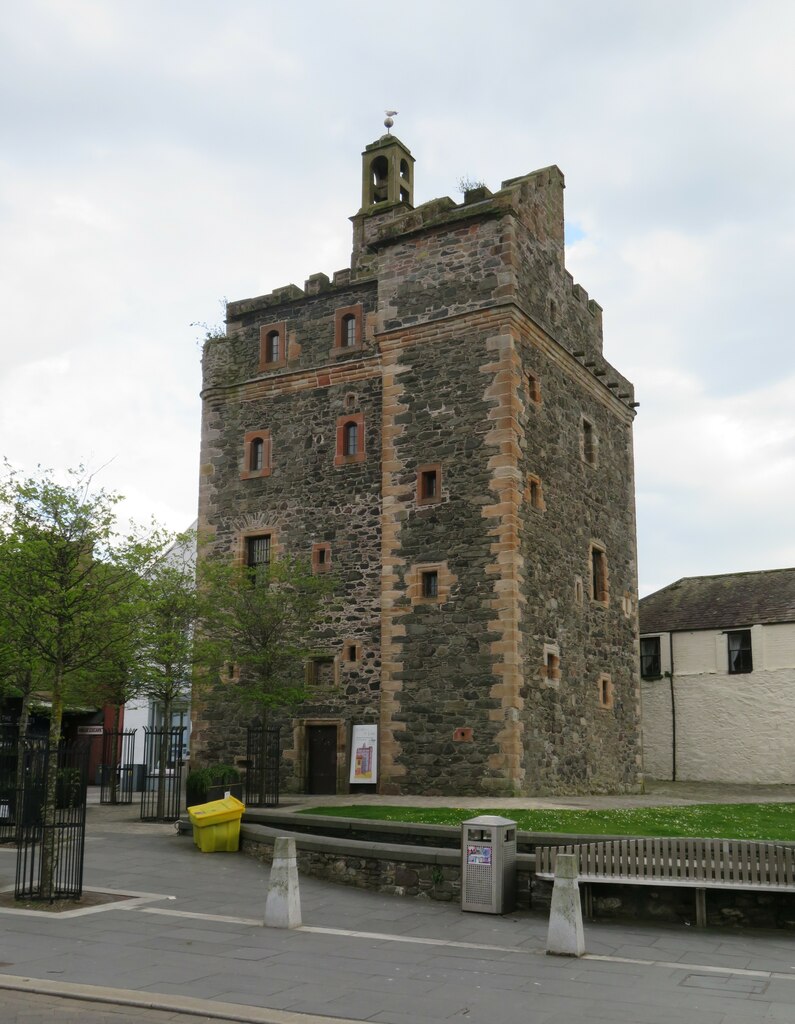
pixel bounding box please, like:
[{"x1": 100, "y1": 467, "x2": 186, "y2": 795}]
[
  {"x1": 39, "y1": 677, "x2": 64, "y2": 901},
  {"x1": 108, "y1": 703, "x2": 121, "y2": 804},
  {"x1": 13, "y1": 673, "x2": 32, "y2": 843},
  {"x1": 156, "y1": 697, "x2": 172, "y2": 821}
]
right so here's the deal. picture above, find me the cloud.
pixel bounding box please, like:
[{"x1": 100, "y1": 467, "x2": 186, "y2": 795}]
[{"x1": 1, "y1": 0, "x2": 792, "y2": 596}]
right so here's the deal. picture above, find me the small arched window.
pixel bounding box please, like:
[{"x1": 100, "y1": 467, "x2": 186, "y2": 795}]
[
  {"x1": 342, "y1": 314, "x2": 356, "y2": 347},
  {"x1": 343, "y1": 421, "x2": 359, "y2": 456},
  {"x1": 335, "y1": 413, "x2": 365, "y2": 466},
  {"x1": 250, "y1": 437, "x2": 264, "y2": 471},
  {"x1": 265, "y1": 330, "x2": 280, "y2": 363},
  {"x1": 241, "y1": 429, "x2": 271, "y2": 480}
]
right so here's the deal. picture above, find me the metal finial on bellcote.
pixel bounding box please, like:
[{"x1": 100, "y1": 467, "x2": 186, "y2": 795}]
[{"x1": 384, "y1": 110, "x2": 398, "y2": 133}]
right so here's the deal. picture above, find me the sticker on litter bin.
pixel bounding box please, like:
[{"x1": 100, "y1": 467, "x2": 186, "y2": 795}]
[{"x1": 467, "y1": 844, "x2": 491, "y2": 866}]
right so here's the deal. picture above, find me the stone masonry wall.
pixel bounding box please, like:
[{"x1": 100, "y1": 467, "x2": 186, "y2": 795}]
[
  {"x1": 372, "y1": 178, "x2": 640, "y2": 795},
  {"x1": 193, "y1": 277, "x2": 383, "y2": 775},
  {"x1": 195, "y1": 141, "x2": 641, "y2": 796},
  {"x1": 516, "y1": 319, "x2": 641, "y2": 792}
]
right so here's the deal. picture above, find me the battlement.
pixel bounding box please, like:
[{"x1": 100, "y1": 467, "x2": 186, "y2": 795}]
[{"x1": 225, "y1": 268, "x2": 364, "y2": 324}]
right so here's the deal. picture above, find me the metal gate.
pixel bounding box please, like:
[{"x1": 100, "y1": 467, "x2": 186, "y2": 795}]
[
  {"x1": 140, "y1": 727, "x2": 184, "y2": 822},
  {"x1": 99, "y1": 729, "x2": 136, "y2": 805},
  {"x1": 244, "y1": 725, "x2": 280, "y2": 807},
  {"x1": 0, "y1": 727, "x2": 18, "y2": 842},
  {"x1": 15, "y1": 738, "x2": 90, "y2": 902}
]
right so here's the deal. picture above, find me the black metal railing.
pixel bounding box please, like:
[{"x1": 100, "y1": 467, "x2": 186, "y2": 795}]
[
  {"x1": 140, "y1": 727, "x2": 184, "y2": 822},
  {"x1": 244, "y1": 725, "x2": 280, "y2": 807},
  {"x1": 99, "y1": 729, "x2": 137, "y2": 805},
  {"x1": 15, "y1": 738, "x2": 90, "y2": 902},
  {"x1": 0, "y1": 727, "x2": 18, "y2": 843}
]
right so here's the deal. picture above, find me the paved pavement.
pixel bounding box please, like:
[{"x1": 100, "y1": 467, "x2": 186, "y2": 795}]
[{"x1": 0, "y1": 791, "x2": 794, "y2": 1023}]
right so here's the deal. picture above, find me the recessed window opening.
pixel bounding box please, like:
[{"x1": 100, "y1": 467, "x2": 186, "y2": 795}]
[
  {"x1": 371, "y1": 156, "x2": 389, "y2": 203},
  {"x1": 343, "y1": 421, "x2": 359, "y2": 456},
  {"x1": 265, "y1": 330, "x2": 280, "y2": 363},
  {"x1": 422, "y1": 570, "x2": 438, "y2": 599},
  {"x1": 598, "y1": 674, "x2": 613, "y2": 709},
  {"x1": 574, "y1": 577, "x2": 584, "y2": 604},
  {"x1": 250, "y1": 438, "x2": 265, "y2": 472},
  {"x1": 346, "y1": 644, "x2": 357, "y2": 662},
  {"x1": 246, "y1": 535, "x2": 271, "y2": 582},
  {"x1": 529, "y1": 477, "x2": 542, "y2": 509},
  {"x1": 400, "y1": 159, "x2": 409, "y2": 180},
  {"x1": 727, "y1": 629, "x2": 753, "y2": 674},
  {"x1": 591, "y1": 546, "x2": 607, "y2": 603},
  {"x1": 421, "y1": 469, "x2": 438, "y2": 500},
  {"x1": 549, "y1": 298, "x2": 557, "y2": 322},
  {"x1": 307, "y1": 657, "x2": 335, "y2": 687},
  {"x1": 583, "y1": 419, "x2": 596, "y2": 465},
  {"x1": 317, "y1": 547, "x2": 327, "y2": 566},
  {"x1": 545, "y1": 651, "x2": 560, "y2": 681},
  {"x1": 526, "y1": 371, "x2": 541, "y2": 405},
  {"x1": 342, "y1": 314, "x2": 356, "y2": 347},
  {"x1": 640, "y1": 637, "x2": 661, "y2": 678}
]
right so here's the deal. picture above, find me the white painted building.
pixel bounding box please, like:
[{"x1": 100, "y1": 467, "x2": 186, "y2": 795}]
[
  {"x1": 123, "y1": 523, "x2": 197, "y2": 767},
  {"x1": 640, "y1": 568, "x2": 795, "y2": 784}
]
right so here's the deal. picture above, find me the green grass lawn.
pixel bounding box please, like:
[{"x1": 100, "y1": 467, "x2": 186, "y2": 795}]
[{"x1": 298, "y1": 803, "x2": 795, "y2": 841}]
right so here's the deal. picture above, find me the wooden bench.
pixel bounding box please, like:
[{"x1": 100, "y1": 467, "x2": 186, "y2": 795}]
[{"x1": 535, "y1": 838, "x2": 795, "y2": 927}]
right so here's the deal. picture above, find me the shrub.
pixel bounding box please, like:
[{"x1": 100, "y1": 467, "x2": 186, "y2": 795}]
[{"x1": 186, "y1": 763, "x2": 240, "y2": 806}]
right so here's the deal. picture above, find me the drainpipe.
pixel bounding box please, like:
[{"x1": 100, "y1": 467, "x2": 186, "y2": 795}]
[{"x1": 668, "y1": 632, "x2": 676, "y2": 782}]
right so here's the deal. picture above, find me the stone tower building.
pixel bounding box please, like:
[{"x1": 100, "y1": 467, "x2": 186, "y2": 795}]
[{"x1": 193, "y1": 132, "x2": 641, "y2": 796}]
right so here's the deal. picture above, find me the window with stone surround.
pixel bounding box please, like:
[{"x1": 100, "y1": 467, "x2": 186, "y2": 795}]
[
  {"x1": 305, "y1": 655, "x2": 339, "y2": 688},
  {"x1": 408, "y1": 561, "x2": 454, "y2": 606},
  {"x1": 421, "y1": 570, "x2": 438, "y2": 599},
  {"x1": 590, "y1": 544, "x2": 609, "y2": 605},
  {"x1": 527, "y1": 474, "x2": 544, "y2": 511},
  {"x1": 312, "y1": 542, "x2": 331, "y2": 574},
  {"x1": 241, "y1": 430, "x2": 272, "y2": 480},
  {"x1": 597, "y1": 673, "x2": 614, "y2": 709},
  {"x1": 526, "y1": 370, "x2": 541, "y2": 406},
  {"x1": 334, "y1": 414, "x2": 365, "y2": 466},
  {"x1": 333, "y1": 304, "x2": 363, "y2": 353},
  {"x1": 582, "y1": 417, "x2": 598, "y2": 466},
  {"x1": 244, "y1": 533, "x2": 272, "y2": 584},
  {"x1": 542, "y1": 644, "x2": 561, "y2": 683},
  {"x1": 417, "y1": 464, "x2": 441, "y2": 506},
  {"x1": 342, "y1": 641, "x2": 361, "y2": 664},
  {"x1": 259, "y1": 321, "x2": 287, "y2": 370}
]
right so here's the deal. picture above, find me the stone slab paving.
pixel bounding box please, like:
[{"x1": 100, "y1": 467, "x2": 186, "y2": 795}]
[{"x1": 0, "y1": 798, "x2": 794, "y2": 1023}]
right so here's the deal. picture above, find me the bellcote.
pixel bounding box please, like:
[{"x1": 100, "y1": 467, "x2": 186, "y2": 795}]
[{"x1": 360, "y1": 134, "x2": 415, "y2": 212}]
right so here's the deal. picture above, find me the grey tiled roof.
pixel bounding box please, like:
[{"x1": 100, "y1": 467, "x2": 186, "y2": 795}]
[{"x1": 639, "y1": 568, "x2": 795, "y2": 634}]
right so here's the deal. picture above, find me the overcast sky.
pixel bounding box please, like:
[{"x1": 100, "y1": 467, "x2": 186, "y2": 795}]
[{"x1": 2, "y1": 0, "x2": 793, "y2": 597}]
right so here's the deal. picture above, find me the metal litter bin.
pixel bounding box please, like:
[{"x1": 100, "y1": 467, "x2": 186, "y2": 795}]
[{"x1": 461, "y1": 814, "x2": 517, "y2": 914}]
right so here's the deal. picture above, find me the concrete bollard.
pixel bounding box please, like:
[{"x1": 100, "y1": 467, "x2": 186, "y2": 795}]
[
  {"x1": 264, "y1": 836, "x2": 302, "y2": 929},
  {"x1": 546, "y1": 852, "x2": 585, "y2": 957}
]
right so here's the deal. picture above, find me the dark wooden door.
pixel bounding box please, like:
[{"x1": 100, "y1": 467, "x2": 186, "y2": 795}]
[{"x1": 307, "y1": 726, "x2": 337, "y2": 794}]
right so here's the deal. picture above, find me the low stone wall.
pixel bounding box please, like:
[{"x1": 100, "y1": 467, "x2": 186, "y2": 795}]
[
  {"x1": 240, "y1": 822, "x2": 534, "y2": 905},
  {"x1": 233, "y1": 813, "x2": 795, "y2": 930}
]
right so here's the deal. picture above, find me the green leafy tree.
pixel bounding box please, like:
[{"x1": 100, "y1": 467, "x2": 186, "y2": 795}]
[
  {"x1": 196, "y1": 552, "x2": 336, "y2": 736},
  {"x1": 0, "y1": 465, "x2": 166, "y2": 896},
  {"x1": 136, "y1": 530, "x2": 197, "y2": 818}
]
